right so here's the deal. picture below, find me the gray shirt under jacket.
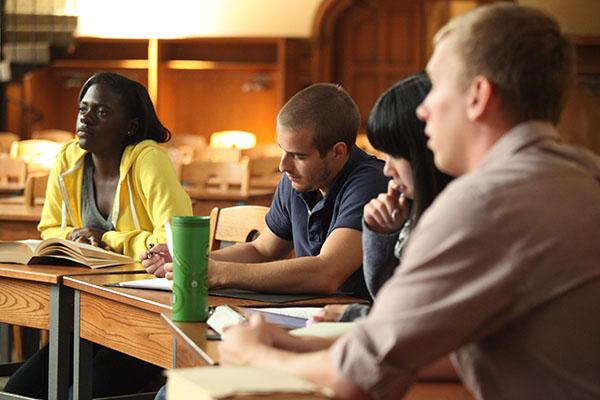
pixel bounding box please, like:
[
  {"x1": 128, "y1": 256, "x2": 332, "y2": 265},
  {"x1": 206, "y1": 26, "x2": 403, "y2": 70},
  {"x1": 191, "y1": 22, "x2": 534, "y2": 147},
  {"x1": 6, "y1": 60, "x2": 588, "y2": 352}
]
[{"x1": 82, "y1": 153, "x2": 115, "y2": 232}]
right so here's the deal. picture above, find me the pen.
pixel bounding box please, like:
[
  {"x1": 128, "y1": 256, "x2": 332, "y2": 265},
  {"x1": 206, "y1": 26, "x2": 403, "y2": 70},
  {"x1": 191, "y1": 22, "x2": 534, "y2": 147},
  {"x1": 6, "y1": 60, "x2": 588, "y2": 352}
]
[{"x1": 144, "y1": 243, "x2": 155, "y2": 260}]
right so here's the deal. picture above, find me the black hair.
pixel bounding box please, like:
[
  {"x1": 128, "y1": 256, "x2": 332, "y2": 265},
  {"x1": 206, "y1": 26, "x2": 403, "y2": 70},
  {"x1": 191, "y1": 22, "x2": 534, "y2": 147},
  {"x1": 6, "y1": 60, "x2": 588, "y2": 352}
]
[
  {"x1": 78, "y1": 72, "x2": 171, "y2": 145},
  {"x1": 366, "y1": 73, "x2": 452, "y2": 223}
]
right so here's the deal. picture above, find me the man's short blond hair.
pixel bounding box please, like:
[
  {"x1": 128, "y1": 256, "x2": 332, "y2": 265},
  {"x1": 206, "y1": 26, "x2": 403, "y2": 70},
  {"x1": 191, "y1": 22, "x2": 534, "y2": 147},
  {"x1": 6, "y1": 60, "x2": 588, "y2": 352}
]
[{"x1": 435, "y1": 3, "x2": 575, "y2": 124}]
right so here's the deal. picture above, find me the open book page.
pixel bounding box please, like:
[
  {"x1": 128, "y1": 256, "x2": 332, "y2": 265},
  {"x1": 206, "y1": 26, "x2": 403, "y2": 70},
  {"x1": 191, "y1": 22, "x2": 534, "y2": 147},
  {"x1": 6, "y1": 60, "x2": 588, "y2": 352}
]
[
  {"x1": 166, "y1": 366, "x2": 331, "y2": 399},
  {"x1": 290, "y1": 322, "x2": 355, "y2": 338},
  {"x1": 0, "y1": 238, "x2": 133, "y2": 268},
  {"x1": 35, "y1": 239, "x2": 133, "y2": 266},
  {"x1": 0, "y1": 240, "x2": 40, "y2": 264}
]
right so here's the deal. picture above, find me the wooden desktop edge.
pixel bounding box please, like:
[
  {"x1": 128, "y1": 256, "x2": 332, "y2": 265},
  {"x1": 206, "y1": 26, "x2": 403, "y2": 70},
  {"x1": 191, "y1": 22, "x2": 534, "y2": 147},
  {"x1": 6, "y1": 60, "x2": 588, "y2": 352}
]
[{"x1": 160, "y1": 313, "x2": 218, "y2": 366}]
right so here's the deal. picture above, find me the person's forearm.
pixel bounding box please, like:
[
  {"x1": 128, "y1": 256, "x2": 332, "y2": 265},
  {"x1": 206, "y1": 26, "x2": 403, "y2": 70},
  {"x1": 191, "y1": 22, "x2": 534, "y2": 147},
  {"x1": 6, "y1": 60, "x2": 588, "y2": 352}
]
[
  {"x1": 211, "y1": 256, "x2": 345, "y2": 294},
  {"x1": 211, "y1": 242, "x2": 273, "y2": 263},
  {"x1": 274, "y1": 334, "x2": 337, "y2": 353}
]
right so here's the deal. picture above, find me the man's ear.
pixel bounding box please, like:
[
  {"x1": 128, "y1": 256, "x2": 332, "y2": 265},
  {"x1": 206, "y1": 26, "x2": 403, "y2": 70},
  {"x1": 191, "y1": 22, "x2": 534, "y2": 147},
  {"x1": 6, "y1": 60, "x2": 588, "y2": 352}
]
[
  {"x1": 466, "y1": 76, "x2": 493, "y2": 121},
  {"x1": 332, "y1": 141, "x2": 348, "y2": 158}
]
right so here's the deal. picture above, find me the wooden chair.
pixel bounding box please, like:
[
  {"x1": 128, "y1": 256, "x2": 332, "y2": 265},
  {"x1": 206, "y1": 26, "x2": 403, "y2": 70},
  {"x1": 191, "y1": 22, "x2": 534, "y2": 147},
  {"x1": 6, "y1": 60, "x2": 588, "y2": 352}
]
[
  {"x1": 248, "y1": 156, "x2": 282, "y2": 190},
  {"x1": 10, "y1": 139, "x2": 61, "y2": 174},
  {"x1": 0, "y1": 132, "x2": 19, "y2": 154},
  {"x1": 196, "y1": 147, "x2": 242, "y2": 163},
  {"x1": 23, "y1": 173, "x2": 49, "y2": 207},
  {"x1": 31, "y1": 129, "x2": 74, "y2": 142},
  {"x1": 242, "y1": 143, "x2": 283, "y2": 159},
  {"x1": 166, "y1": 133, "x2": 207, "y2": 165},
  {"x1": 209, "y1": 205, "x2": 269, "y2": 251},
  {"x1": 0, "y1": 156, "x2": 27, "y2": 193},
  {"x1": 180, "y1": 160, "x2": 250, "y2": 194}
]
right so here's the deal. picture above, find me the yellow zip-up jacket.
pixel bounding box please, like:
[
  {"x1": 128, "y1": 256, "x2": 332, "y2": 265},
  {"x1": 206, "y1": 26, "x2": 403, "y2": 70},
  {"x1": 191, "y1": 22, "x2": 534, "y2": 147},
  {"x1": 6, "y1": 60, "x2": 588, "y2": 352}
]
[{"x1": 38, "y1": 139, "x2": 193, "y2": 259}]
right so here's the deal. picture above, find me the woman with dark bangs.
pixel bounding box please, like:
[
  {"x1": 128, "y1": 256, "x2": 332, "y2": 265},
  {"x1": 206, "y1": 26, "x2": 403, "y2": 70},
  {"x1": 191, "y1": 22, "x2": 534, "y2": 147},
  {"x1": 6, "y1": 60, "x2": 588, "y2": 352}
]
[{"x1": 313, "y1": 73, "x2": 452, "y2": 322}]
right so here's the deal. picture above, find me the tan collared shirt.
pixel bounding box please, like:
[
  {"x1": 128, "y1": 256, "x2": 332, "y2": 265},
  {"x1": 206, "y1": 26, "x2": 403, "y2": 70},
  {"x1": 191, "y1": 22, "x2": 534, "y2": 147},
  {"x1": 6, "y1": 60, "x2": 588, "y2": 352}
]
[{"x1": 331, "y1": 122, "x2": 600, "y2": 400}]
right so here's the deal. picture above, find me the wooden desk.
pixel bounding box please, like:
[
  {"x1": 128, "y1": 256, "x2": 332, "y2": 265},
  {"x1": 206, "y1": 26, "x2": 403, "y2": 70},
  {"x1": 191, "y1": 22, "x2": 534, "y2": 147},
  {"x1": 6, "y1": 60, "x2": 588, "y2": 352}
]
[
  {"x1": 63, "y1": 272, "x2": 363, "y2": 400},
  {"x1": 184, "y1": 188, "x2": 274, "y2": 216},
  {"x1": 163, "y1": 317, "x2": 475, "y2": 400},
  {"x1": 0, "y1": 262, "x2": 144, "y2": 400},
  {"x1": 0, "y1": 203, "x2": 42, "y2": 240}
]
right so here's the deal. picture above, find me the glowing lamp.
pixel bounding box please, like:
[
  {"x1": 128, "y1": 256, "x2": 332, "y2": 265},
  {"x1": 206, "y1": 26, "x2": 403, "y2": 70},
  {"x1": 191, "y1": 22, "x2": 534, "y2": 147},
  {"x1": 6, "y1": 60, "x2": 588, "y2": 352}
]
[{"x1": 210, "y1": 130, "x2": 256, "y2": 150}]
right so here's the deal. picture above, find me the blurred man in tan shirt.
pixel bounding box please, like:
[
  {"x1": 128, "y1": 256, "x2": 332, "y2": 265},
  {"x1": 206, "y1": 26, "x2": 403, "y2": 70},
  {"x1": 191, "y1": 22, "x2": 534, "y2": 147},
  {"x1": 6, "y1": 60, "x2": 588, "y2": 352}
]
[{"x1": 219, "y1": 4, "x2": 600, "y2": 400}]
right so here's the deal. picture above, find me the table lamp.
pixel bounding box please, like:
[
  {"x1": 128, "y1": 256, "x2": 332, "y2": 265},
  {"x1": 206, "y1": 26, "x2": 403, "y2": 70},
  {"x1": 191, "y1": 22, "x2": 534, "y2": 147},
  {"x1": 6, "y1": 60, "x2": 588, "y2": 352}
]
[{"x1": 209, "y1": 130, "x2": 256, "y2": 150}]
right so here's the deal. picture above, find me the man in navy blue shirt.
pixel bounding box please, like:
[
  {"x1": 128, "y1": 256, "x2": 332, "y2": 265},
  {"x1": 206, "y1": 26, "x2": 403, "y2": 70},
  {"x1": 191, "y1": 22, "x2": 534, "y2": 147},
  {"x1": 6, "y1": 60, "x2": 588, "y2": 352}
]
[{"x1": 145, "y1": 83, "x2": 388, "y2": 298}]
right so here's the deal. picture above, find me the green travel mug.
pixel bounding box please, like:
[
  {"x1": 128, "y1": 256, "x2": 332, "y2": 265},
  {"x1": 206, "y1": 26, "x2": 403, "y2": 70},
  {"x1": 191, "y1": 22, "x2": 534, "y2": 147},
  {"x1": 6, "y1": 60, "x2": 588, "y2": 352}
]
[{"x1": 171, "y1": 216, "x2": 210, "y2": 322}]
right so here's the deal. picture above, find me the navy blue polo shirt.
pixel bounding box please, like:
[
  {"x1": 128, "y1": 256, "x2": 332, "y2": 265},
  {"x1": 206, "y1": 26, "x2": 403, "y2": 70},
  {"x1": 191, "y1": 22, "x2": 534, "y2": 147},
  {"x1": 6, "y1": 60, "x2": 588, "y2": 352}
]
[{"x1": 266, "y1": 145, "x2": 389, "y2": 299}]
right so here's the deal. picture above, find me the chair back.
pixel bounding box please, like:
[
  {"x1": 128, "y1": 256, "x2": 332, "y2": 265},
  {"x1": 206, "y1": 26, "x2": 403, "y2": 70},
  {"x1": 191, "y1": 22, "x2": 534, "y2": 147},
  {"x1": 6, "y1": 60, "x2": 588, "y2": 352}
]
[
  {"x1": 196, "y1": 147, "x2": 242, "y2": 163},
  {"x1": 242, "y1": 143, "x2": 282, "y2": 159},
  {"x1": 10, "y1": 139, "x2": 61, "y2": 173},
  {"x1": 0, "y1": 132, "x2": 19, "y2": 154},
  {"x1": 181, "y1": 160, "x2": 250, "y2": 194},
  {"x1": 166, "y1": 133, "x2": 207, "y2": 164},
  {"x1": 31, "y1": 129, "x2": 74, "y2": 142},
  {"x1": 209, "y1": 205, "x2": 269, "y2": 251},
  {"x1": 23, "y1": 173, "x2": 49, "y2": 207},
  {"x1": 248, "y1": 156, "x2": 282, "y2": 189},
  {"x1": 0, "y1": 156, "x2": 27, "y2": 191}
]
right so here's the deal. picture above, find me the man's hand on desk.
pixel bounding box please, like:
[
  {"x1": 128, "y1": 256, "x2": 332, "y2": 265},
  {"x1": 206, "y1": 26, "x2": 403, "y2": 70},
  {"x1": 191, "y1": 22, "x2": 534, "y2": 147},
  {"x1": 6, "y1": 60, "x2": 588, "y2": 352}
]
[
  {"x1": 140, "y1": 243, "x2": 172, "y2": 278},
  {"x1": 160, "y1": 258, "x2": 216, "y2": 283}
]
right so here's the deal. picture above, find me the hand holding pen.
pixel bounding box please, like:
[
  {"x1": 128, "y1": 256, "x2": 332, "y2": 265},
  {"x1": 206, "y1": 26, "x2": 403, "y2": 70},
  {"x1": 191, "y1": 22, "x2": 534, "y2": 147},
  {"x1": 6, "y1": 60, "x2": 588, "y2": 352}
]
[
  {"x1": 363, "y1": 180, "x2": 410, "y2": 234},
  {"x1": 140, "y1": 243, "x2": 172, "y2": 278}
]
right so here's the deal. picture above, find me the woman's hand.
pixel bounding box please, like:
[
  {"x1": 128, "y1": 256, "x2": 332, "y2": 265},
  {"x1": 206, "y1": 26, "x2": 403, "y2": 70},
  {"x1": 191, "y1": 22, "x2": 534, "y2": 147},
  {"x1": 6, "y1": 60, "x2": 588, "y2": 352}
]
[
  {"x1": 310, "y1": 304, "x2": 349, "y2": 323},
  {"x1": 363, "y1": 180, "x2": 410, "y2": 234},
  {"x1": 68, "y1": 228, "x2": 110, "y2": 250},
  {"x1": 140, "y1": 243, "x2": 172, "y2": 277}
]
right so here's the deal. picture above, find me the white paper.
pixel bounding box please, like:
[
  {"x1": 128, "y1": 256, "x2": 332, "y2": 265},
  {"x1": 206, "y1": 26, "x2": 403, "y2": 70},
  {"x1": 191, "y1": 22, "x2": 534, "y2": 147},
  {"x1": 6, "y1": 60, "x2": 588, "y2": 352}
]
[
  {"x1": 164, "y1": 219, "x2": 174, "y2": 256},
  {"x1": 116, "y1": 277, "x2": 172, "y2": 291},
  {"x1": 248, "y1": 307, "x2": 322, "y2": 320},
  {"x1": 207, "y1": 305, "x2": 246, "y2": 335}
]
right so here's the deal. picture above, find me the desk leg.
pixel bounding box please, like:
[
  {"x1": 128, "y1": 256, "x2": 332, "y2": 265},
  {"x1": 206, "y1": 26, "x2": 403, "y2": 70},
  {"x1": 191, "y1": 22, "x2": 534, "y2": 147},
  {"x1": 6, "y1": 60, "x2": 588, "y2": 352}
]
[
  {"x1": 48, "y1": 284, "x2": 73, "y2": 400},
  {"x1": 0, "y1": 324, "x2": 10, "y2": 362},
  {"x1": 73, "y1": 290, "x2": 93, "y2": 400}
]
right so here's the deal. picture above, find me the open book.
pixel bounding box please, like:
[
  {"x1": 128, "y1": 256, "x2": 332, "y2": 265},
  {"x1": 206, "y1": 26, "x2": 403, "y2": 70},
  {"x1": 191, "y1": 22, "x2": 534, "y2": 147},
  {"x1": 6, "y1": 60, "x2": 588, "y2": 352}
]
[
  {"x1": 0, "y1": 238, "x2": 134, "y2": 269},
  {"x1": 166, "y1": 366, "x2": 332, "y2": 399}
]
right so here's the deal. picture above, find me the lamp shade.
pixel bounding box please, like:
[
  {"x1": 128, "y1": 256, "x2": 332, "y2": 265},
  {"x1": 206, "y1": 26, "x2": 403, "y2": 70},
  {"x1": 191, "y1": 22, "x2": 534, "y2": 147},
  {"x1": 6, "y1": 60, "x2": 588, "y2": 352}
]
[{"x1": 210, "y1": 130, "x2": 256, "y2": 149}]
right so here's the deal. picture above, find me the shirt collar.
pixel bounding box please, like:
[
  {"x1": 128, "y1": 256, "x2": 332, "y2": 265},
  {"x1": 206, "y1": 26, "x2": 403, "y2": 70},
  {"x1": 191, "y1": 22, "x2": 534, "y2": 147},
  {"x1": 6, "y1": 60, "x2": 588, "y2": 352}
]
[{"x1": 479, "y1": 121, "x2": 559, "y2": 169}]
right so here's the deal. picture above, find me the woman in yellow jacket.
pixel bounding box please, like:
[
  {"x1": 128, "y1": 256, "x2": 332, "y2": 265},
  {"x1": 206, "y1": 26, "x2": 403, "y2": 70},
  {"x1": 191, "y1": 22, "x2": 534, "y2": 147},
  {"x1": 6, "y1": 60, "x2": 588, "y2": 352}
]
[
  {"x1": 38, "y1": 73, "x2": 192, "y2": 258},
  {"x1": 5, "y1": 72, "x2": 192, "y2": 398}
]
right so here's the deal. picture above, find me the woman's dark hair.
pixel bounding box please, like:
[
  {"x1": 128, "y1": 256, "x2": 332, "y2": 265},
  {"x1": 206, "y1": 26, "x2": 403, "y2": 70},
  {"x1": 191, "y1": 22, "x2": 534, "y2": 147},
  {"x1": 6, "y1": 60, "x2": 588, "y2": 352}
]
[
  {"x1": 79, "y1": 72, "x2": 171, "y2": 145},
  {"x1": 366, "y1": 73, "x2": 452, "y2": 223}
]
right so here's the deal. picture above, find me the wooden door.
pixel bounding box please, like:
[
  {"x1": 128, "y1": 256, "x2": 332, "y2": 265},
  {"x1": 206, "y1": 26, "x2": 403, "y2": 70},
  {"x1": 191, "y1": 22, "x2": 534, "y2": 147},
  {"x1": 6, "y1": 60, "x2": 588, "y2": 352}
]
[{"x1": 333, "y1": 0, "x2": 424, "y2": 121}]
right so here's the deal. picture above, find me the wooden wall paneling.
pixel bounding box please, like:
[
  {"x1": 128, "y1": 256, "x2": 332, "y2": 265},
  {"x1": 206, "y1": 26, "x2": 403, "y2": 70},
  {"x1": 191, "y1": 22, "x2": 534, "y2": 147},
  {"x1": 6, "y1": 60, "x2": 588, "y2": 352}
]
[
  {"x1": 5, "y1": 80, "x2": 25, "y2": 137},
  {"x1": 276, "y1": 38, "x2": 313, "y2": 107},
  {"x1": 157, "y1": 69, "x2": 279, "y2": 144}
]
